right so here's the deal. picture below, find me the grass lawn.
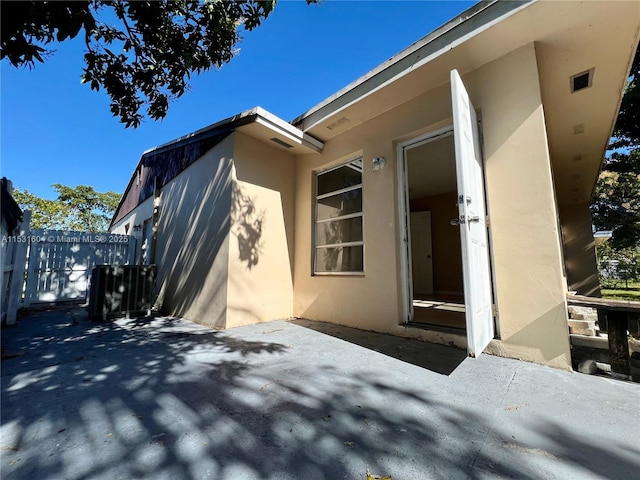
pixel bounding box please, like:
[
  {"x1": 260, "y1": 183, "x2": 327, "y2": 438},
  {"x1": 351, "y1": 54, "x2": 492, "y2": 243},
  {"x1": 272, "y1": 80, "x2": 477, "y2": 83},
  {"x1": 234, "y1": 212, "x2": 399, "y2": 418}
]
[{"x1": 601, "y1": 280, "x2": 640, "y2": 301}]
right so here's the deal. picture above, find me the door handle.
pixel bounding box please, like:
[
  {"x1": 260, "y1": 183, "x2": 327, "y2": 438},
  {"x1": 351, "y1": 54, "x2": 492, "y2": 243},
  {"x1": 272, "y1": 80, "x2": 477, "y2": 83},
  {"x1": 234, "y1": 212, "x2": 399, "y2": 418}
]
[{"x1": 451, "y1": 215, "x2": 480, "y2": 226}]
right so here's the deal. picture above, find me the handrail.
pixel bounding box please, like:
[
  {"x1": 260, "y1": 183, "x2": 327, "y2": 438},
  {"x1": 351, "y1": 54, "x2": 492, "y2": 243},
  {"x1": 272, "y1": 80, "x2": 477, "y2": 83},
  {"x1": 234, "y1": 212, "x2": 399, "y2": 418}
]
[{"x1": 566, "y1": 293, "x2": 640, "y2": 314}]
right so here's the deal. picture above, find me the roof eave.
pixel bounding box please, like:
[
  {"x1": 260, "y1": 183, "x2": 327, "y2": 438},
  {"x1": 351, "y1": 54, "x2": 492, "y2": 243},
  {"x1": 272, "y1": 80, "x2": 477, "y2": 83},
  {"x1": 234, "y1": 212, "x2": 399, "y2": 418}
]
[
  {"x1": 291, "y1": 0, "x2": 535, "y2": 131},
  {"x1": 110, "y1": 107, "x2": 323, "y2": 229}
]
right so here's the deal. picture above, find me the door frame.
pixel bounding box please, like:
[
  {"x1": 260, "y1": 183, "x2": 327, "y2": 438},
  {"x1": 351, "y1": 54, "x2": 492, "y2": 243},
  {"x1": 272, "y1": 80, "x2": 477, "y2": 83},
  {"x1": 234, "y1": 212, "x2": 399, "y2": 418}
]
[{"x1": 397, "y1": 125, "x2": 454, "y2": 324}]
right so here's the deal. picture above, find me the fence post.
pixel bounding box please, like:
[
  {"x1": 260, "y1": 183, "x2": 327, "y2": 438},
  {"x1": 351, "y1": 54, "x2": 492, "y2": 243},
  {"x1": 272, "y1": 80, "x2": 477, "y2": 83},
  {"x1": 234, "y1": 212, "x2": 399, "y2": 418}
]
[
  {"x1": 127, "y1": 235, "x2": 137, "y2": 265},
  {"x1": 6, "y1": 211, "x2": 31, "y2": 325}
]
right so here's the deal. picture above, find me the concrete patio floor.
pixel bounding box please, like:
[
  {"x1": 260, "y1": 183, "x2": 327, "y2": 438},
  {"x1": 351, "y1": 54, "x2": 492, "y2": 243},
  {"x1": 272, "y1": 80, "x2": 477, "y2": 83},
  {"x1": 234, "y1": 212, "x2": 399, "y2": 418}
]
[{"x1": 1, "y1": 308, "x2": 638, "y2": 480}]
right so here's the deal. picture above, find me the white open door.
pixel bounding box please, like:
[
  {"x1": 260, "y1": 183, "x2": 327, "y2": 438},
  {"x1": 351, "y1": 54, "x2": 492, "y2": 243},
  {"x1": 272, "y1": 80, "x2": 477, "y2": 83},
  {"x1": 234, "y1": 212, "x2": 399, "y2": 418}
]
[{"x1": 451, "y1": 69, "x2": 494, "y2": 357}]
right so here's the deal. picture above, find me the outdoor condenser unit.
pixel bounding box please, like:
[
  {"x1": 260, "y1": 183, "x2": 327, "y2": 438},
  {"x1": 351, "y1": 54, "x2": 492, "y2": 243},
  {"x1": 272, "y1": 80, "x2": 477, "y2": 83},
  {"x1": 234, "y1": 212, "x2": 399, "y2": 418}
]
[{"x1": 88, "y1": 265, "x2": 156, "y2": 320}]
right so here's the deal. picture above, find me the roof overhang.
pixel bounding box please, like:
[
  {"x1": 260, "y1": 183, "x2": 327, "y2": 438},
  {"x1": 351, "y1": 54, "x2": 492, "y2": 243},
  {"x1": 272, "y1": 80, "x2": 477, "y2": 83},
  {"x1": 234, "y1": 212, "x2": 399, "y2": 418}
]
[
  {"x1": 292, "y1": 0, "x2": 640, "y2": 207},
  {"x1": 291, "y1": 0, "x2": 532, "y2": 133},
  {"x1": 149, "y1": 106, "x2": 323, "y2": 157},
  {"x1": 235, "y1": 107, "x2": 324, "y2": 154},
  {"x1": 110, "y1": 107, "x2": 323, "y2": 228}
]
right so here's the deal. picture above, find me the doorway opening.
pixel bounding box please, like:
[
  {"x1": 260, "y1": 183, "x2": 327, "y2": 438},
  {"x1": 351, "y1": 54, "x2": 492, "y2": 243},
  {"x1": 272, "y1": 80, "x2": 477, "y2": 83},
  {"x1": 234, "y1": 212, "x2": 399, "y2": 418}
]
[
  {"x1": 399, "y1": 71, "x2": 494, "y2": 357},
  {"x1": 401, "y1": 130, "x2": 466, "y2": 331}
]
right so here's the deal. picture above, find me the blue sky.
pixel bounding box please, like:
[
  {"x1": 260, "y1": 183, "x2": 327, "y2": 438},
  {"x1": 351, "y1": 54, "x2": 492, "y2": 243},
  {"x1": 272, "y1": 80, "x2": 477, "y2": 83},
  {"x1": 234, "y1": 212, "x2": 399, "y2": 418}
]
[{"x1": 1, "y1": 1, "x2": 476, "y2": 200}]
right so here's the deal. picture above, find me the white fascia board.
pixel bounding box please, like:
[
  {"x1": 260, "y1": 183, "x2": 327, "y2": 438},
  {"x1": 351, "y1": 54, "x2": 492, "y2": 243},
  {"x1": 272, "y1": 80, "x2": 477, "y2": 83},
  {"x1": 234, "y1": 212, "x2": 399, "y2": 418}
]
[
  {"x1": 141, "y1": 106, "x2": 324, "y2": 156},
  {"x1": 294, "y1": 0, "x2": 535, "y2": 132}
]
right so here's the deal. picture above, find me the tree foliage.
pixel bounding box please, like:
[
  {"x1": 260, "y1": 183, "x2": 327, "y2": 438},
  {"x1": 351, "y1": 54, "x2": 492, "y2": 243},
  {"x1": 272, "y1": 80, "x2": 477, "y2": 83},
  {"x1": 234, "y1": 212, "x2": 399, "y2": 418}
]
[
  {"x1": 591, "y1": 159, "x2": 640, "y2": 248},
  {"x1": 14, "y1": 184, "x2": 121, "y2": 232},
  {"x1": 596, "y1": 242, "x2": 640, "y2": 289},
  {"x1": 610, "y1": 44, "x2": 640, "y2": 148},
  {"x1": 1, "y1": 1, "x2": 279, "y2": 127},
  {"x1": 591, "y1": 45, "x2": 640, "y2": 249}
]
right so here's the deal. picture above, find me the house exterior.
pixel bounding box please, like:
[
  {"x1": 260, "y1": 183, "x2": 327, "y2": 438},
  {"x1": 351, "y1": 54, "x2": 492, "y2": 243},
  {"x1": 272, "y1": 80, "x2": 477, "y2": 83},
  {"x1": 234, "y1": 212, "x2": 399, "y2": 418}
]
[{"x1": 111, "y1": 0, "x2": 640, "y2": 370}]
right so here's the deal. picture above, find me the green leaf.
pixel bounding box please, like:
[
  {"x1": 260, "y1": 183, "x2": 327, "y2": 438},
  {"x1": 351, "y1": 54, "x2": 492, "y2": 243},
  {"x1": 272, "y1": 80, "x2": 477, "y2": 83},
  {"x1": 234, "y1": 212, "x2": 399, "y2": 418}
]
[{"x1": 2, "y1": 0, "x2": 299, "y2": 127}]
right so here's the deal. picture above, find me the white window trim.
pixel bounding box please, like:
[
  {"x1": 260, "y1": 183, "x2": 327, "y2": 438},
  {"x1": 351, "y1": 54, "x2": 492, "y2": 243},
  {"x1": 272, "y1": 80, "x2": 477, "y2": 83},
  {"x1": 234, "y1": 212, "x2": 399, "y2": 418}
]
[
  {"x1": 316, "y1": 211, "x2": 362, "y2": 224},
  {"x1": 313, "y1": 158, "x2": 365, "y2": 275},
  {"x1": 316, "y1": 183, "x2": 362, "y2": 200}
]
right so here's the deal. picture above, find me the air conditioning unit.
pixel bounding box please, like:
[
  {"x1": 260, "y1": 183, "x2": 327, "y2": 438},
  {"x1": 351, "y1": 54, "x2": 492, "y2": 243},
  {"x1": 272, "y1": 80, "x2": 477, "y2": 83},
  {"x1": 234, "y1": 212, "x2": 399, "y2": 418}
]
[{"x1": 88, "y1": 265, "x2": 156, "y2": 320}]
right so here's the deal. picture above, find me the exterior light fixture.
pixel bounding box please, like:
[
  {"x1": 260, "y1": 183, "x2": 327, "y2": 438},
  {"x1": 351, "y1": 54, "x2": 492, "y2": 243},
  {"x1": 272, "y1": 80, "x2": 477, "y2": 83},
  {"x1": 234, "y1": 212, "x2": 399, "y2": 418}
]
[{"x1": 372, "y1": 157, "x2": 386, "y2": 171}]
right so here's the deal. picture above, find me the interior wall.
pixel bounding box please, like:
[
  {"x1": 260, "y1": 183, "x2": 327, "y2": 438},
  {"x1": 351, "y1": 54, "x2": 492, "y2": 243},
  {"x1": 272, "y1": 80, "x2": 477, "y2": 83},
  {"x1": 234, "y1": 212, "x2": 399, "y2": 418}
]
[
  {"x1": 152, "y1": 135, "x2": 235, "y2": 329},
  {"x1": 227, "y1": 132, "x2": 296, "y2": 328},
  {"x1": 410, "y1": 193, "x2": 463, "y2": 294},
  {"x1": 559, "y1": 202, "x2": 601, "y2": 297}
]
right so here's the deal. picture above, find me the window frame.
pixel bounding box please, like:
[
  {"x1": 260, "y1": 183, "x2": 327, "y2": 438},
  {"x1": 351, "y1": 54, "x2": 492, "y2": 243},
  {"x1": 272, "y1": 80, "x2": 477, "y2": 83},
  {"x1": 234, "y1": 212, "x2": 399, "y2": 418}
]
[{"x1": 313, "y1": 158, "x2": 365, "y2": 276}]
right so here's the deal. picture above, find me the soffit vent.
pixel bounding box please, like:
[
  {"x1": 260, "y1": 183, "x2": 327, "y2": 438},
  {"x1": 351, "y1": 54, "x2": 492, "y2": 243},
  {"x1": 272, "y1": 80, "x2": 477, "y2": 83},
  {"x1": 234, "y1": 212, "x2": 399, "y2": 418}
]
[
  {"x1": 570, "y1": 68, "x2": 594, "y2": 93},
  {"x1": 326, "y1": 116, "x2": 350, "y2": 131},
  {"x1": 270, "y1": 137, "x2": 293, "y2": 148}
]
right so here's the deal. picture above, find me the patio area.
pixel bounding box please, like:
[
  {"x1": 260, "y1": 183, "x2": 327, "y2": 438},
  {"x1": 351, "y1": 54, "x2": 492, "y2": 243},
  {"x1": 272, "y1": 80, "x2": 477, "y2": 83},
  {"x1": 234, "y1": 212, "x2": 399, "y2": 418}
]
[{"x1": 1, "y1": 307, "x2": 638, "y2": 479}]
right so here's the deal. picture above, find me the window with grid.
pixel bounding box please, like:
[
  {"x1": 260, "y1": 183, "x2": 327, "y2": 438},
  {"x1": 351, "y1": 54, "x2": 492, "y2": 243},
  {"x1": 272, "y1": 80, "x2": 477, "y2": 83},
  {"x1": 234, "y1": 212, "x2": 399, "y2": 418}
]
[{"x1": 314, "y1": 158, "x2": 364, "y2": 274}]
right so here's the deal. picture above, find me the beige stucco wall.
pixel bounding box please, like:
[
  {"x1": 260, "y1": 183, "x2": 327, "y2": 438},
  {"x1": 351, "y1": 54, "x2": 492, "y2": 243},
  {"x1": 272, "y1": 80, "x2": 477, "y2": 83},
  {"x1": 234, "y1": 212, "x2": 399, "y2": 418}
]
[
  {"x1": 293, "y1": 76, "x2": 457, "y2": 334},
  {"x1": 226, "y1": 132, "x2": 296, "y2": 327},
  {"x1": 559, "y1": 203, "x2": 601, "y2": 297},
  {"x1": 460, "y1": 43, "x2": 571, "y2": 369},
  {"x1": 112, "y1": 132, "x2": 296, "y2": 330},
  {"x1": 293, "y1": 43, "x2": 572, "y2": 368},
  {"x1": 152, "y1": 135, "x2": 234, "y2": 329}
]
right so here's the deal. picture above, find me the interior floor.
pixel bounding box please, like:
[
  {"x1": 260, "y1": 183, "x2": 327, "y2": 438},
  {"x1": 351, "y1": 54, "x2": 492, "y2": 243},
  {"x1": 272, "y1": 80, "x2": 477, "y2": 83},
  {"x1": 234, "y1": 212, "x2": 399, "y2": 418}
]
[{"x1": 412, "y1": 294, "x2": 465, "y2": 330}]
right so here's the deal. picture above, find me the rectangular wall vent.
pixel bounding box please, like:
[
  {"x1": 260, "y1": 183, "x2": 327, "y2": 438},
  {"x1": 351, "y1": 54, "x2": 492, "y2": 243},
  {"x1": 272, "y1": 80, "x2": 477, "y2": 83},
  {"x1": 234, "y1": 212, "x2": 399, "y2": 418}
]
[
  {"x1": 571, "y1": 68, "x2": 594, "y2": 93},
  {"x1": 270, "y1": 137, "x2": 293, "y2": 148},
  {"x1": 326, "y1": 116, "x2": 350, "y2": 131}
]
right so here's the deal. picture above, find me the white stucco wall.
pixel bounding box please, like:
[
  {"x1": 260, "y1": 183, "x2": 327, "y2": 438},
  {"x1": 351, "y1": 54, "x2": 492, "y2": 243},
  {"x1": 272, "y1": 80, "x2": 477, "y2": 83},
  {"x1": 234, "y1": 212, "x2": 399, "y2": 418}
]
[{"x1": 111, "y1": 195, "x2": 154, "y2": 262}]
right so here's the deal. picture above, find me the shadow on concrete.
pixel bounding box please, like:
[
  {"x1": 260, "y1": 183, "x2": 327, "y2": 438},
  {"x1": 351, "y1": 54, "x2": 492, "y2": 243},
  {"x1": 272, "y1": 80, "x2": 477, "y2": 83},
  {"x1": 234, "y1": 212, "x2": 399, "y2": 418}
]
[
  {"x1": 1, "y1": 308, "x2": 638, "y2": 480},
  {"x1": 290, "y1": 318, "x2": 467, "y2": 376}
]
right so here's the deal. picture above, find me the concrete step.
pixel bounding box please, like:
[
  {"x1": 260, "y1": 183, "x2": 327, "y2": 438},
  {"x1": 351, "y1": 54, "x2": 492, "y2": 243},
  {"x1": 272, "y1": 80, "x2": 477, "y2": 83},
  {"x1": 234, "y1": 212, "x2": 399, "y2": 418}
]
[{"x1": 568, "y1": 319, "x2": 596, "y2": 336}]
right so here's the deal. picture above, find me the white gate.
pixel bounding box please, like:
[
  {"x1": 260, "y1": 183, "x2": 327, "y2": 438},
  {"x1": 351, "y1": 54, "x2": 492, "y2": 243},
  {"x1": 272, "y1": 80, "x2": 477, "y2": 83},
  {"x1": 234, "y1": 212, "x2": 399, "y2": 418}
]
[
  {"x1": 1, "y1": 212, "x2": 31, "y2": 325},
  {"x1": 24, "y1": 230, "x2": 136, "y2": 305}
]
